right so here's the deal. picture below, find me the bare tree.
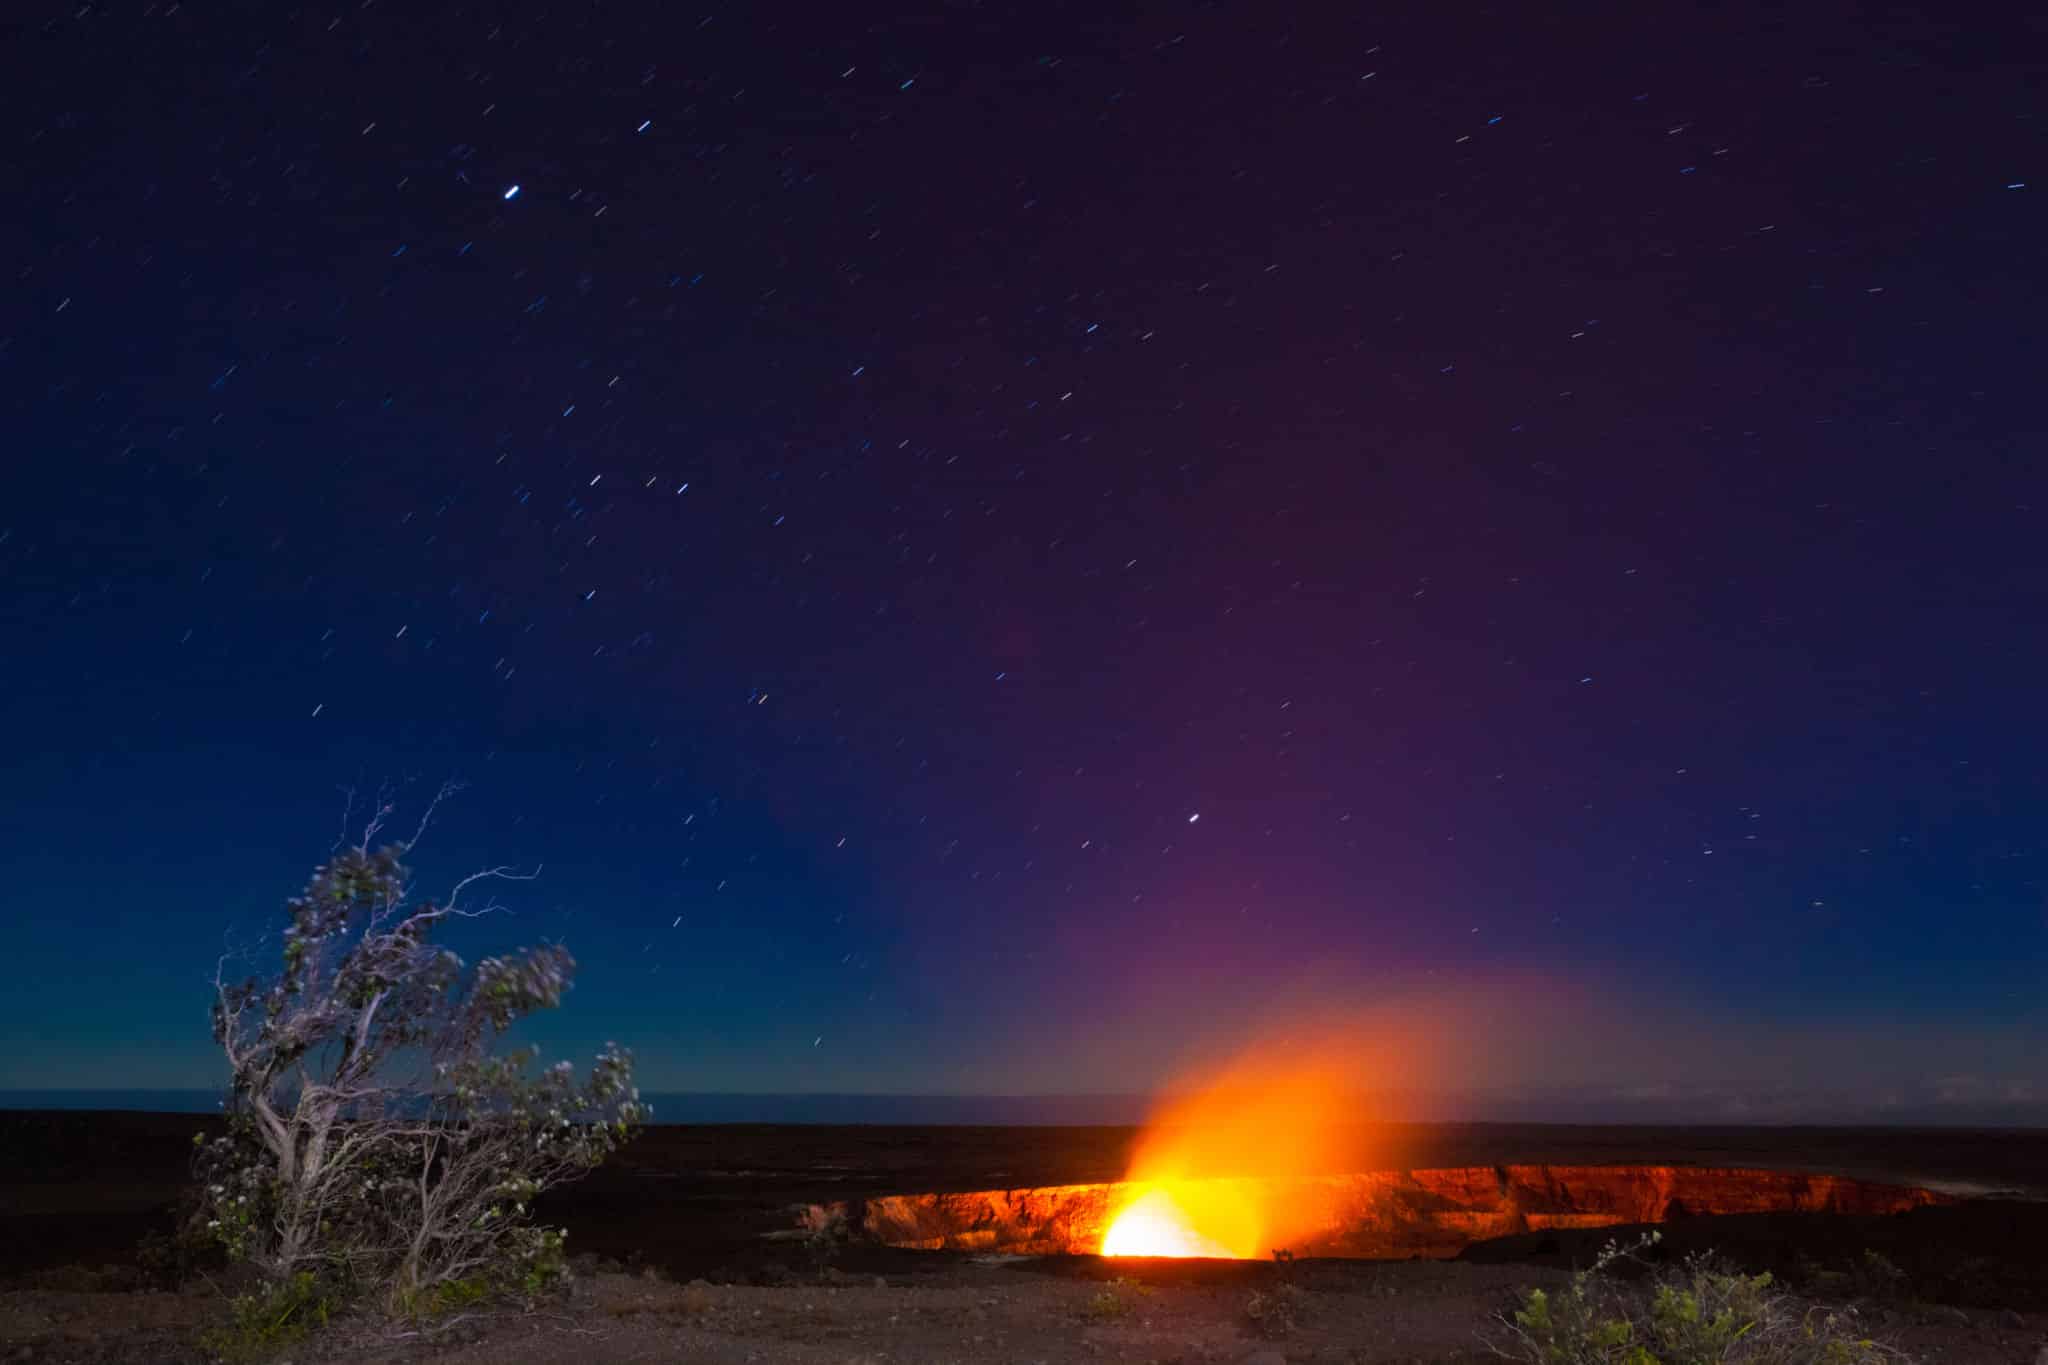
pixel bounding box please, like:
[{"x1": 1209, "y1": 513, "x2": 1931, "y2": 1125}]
[{"x1": 198, "y1": 784, "x2": 645, "y2": 1309}]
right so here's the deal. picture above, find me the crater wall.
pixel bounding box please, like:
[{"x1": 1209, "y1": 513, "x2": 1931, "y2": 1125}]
[{"x1": 827, "y1": 1164, "x2": 1951, "y2": 1259}]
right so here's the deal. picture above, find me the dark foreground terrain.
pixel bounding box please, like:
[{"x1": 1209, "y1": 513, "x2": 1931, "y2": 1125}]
[{"x1": 2, "y1": 1112, "x2": 2046, "y2": 1362}]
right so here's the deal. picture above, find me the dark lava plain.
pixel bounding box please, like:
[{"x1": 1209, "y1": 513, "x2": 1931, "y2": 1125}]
[{"x1": 5, "y1": 1112, "x2": 2046, "y2": 1309}]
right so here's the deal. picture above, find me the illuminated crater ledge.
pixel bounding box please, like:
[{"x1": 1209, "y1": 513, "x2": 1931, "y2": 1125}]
[{"x1": 820, "y1": 1165, "x2": 1951, "y2": 1260}]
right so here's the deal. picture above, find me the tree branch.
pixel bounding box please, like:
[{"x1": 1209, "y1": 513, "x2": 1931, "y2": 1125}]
[
  {"x1": 402, "y1": 780, "x2": 467, "y2": 853},
  {"x1": 445, "y1": 864, "x2": 541, "y2": 916}
]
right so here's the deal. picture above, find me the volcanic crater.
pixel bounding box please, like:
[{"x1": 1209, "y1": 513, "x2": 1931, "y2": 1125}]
[{"x1": 833, "y1": 1164, "x2": 1952, "y2": 1260}]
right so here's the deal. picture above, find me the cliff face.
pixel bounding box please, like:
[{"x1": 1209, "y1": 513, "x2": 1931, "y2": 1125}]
[{"x1": 841, "y1": 1165, "x2": 1950, "y2": 1259}]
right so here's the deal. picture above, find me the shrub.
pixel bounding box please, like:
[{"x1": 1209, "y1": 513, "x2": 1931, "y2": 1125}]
[
  {"x1": 393, "y1": 1272, "x2": 496, "y2": 1321},
  {"x1": 799, "y1": 1203, "x2": 851, "y2": 1270},
  {"x1": 1079, "y1": 1276, "x2": 1154, "y2": 1322},
  {"x1": 197, "y1": 1270, "x2": 337, "y2": 1363},
  {"x1": 1494, "y1": 1231, "x2": 1904, "y2": 1365},
  {"x1": 1801, "y1": 1250, "x2": 1909, "y2": 1305},
  {"x1": 1083, "y1": 1286, "x2": 1133, "y2": 1320},
  {"x1": 194, "y1": 784, "x2": 646, "y2": 1321},
  {"x1": 1245, "y1": 1283, "x2": 1304, "y2": 1338},
  {"x1": 136, "y1": 1205, "x2": 227, "y2": 1289}
]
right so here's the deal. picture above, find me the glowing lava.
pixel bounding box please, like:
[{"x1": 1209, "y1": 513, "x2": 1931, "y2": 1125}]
[
  {"x1": 1100, "y1": 1186, "x2": 1249, "y2": 1259},
  {"x1": 1099, "y1": 1031, "x2": 1388, "y2": 1259}
]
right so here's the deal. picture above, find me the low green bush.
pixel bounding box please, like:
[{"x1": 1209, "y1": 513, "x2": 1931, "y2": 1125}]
[
  {"x1": 393, "y1": 1273, "x2": 496, "y2": 1321},
  {"x1": 197, "y1": 1271, "x2": 338, "y2": 1364},
  {"x1": 1083, "y1": 1286, "x2": 1132, "y2": 1320},
  {"x1": 1496, "y1": 1231, "x2": 1904, "y2": 1365}
]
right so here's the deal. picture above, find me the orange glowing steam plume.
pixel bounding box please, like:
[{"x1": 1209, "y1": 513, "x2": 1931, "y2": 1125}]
[
  {"x1": 1095, "y1": 975, "x2": 1613, "y2": 1258},
  {"x1": 1099, "y1": 1032, "x2": 1390, "y2": 1259}
]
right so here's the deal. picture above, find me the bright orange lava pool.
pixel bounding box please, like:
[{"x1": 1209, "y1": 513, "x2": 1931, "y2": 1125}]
[{"x1": 1099, "y1": 1185, "x2": 1248, "y2": 1258}]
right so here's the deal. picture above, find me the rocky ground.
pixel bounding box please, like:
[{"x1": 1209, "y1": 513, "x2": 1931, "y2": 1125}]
[{"x1": 4, "y1": 1255, "x2": 2048, "y2": 1365}]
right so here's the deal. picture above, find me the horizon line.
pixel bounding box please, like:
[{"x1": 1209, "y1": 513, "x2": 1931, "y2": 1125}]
[{"x1": 3, "y1": 1088, "x2": 2043, "y2": 1130}]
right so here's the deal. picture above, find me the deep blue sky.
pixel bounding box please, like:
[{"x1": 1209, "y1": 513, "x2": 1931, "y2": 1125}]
[{"x1": 4, "y1": 0, "x2": 2044, "y2": 1122}]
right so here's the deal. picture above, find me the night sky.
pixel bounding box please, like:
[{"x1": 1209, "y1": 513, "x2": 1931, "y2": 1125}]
[{"x1": 6, "y1": 0, "x2": 2044, "y2": 1122}]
